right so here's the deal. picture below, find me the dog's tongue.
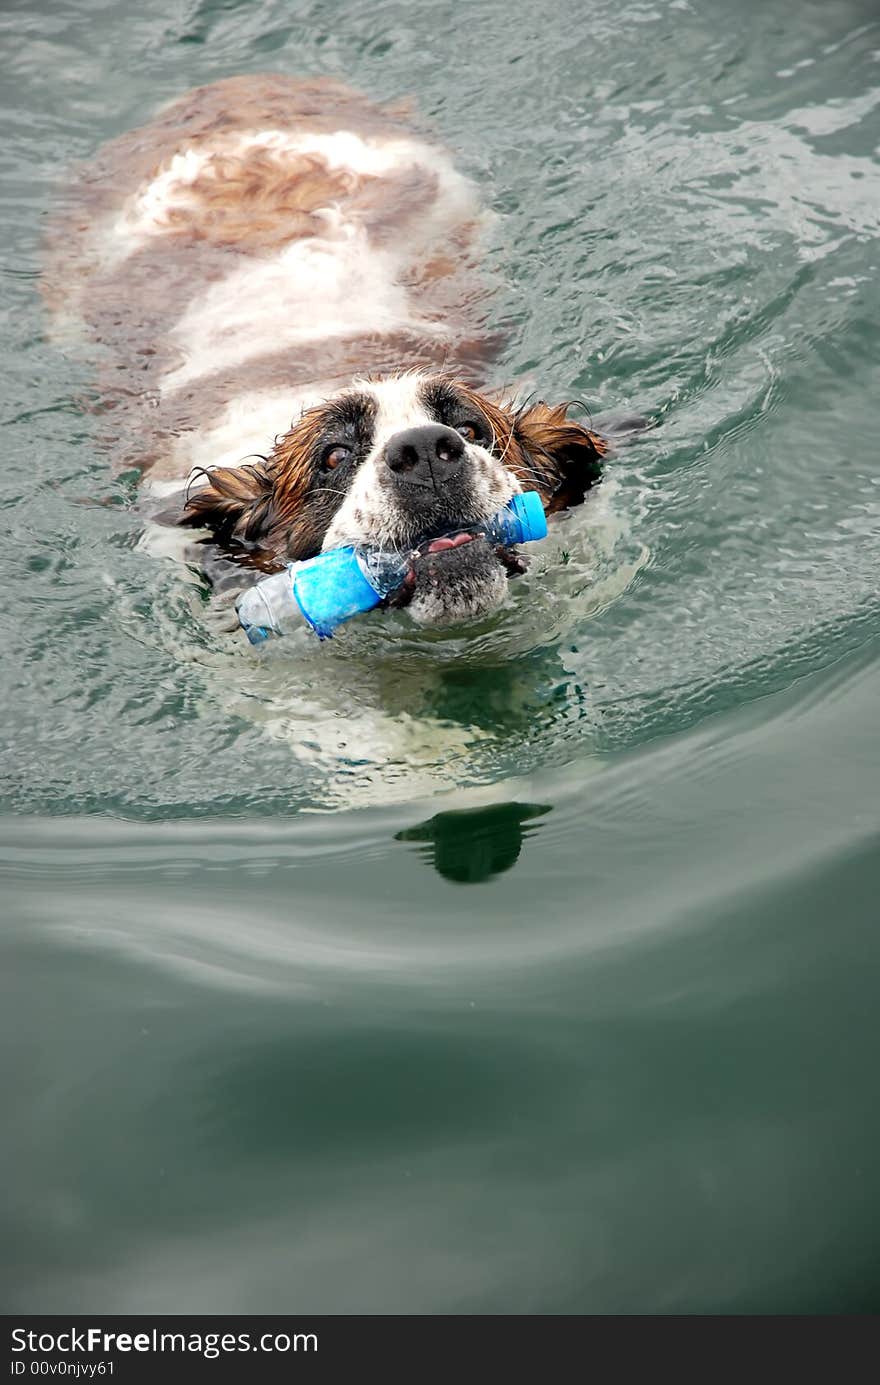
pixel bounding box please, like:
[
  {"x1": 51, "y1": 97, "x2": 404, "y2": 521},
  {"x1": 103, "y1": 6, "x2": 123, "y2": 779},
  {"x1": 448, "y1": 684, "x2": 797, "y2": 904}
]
[{"x1": 425, "y1": 532, "x2": 474, "y2": 554}]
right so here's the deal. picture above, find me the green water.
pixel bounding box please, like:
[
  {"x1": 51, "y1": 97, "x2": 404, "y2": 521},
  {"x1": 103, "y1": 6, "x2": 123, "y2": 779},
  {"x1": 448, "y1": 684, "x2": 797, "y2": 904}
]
[{"x1": 2, "y1": 0, "x2": 880, "y2": 1313}]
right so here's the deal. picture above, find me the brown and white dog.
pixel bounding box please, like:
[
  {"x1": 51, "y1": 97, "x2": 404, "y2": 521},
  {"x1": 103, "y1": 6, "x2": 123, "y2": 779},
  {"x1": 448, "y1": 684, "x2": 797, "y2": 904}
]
[{"x1": 47, "y1": 74, "x2": 606, "y2": 627}]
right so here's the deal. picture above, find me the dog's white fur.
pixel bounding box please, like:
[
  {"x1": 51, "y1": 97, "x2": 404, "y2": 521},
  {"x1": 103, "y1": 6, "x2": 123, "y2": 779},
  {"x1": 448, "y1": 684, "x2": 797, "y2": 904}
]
[
  {"x1": 105, "y1": 128, "x2": 482, "y2": 483},
  {"x1": 321, "y1": 373, "x2": 521, "y2": 554}
]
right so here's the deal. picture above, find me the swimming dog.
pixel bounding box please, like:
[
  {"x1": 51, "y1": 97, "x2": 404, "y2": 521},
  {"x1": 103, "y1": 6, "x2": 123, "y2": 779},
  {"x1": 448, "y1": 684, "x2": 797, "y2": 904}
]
[{"x1": 46, "y1": 74, "x2": 606, "y2": 626}]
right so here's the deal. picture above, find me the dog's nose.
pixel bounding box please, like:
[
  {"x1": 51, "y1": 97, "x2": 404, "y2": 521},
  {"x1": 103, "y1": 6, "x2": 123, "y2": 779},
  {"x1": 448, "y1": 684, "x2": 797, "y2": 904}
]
[{"x1": 384, "y1": 425, "x2": 465, "y2": 485}]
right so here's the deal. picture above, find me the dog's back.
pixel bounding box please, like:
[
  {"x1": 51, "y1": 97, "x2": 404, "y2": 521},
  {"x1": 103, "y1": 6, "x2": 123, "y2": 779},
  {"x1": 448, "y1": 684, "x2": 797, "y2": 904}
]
[{"x1": 45, "y1": 75, "x2": 491, "y2": 484}]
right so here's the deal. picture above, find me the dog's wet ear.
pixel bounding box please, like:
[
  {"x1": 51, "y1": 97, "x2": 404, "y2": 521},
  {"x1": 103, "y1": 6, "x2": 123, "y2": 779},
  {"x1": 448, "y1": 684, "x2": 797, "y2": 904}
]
[
  {"x1": 514, "y1": 402, "x2": 607, "y2": 513},
  {"x1": 177, "y1": 460, "x2": 277, "y2": 544}
]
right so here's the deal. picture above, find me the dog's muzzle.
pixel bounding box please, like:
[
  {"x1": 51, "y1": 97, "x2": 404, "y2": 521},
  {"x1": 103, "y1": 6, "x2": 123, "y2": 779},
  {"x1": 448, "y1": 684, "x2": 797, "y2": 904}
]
[{"x1": 377, "y1": 425, "x2": 532, "y2": 626}]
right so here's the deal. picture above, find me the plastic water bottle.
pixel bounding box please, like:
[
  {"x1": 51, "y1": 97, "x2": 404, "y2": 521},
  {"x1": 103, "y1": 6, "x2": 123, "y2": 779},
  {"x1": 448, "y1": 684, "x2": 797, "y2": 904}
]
[{"x1": 236, "y1": 490, "x2": 548, "y2": 643}]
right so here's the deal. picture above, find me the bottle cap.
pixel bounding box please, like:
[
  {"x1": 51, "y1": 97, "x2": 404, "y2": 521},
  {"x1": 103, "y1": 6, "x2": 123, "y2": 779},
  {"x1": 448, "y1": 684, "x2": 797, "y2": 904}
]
[{"x1": 509, "y1": 490, "x2": 548, "y2": 543}]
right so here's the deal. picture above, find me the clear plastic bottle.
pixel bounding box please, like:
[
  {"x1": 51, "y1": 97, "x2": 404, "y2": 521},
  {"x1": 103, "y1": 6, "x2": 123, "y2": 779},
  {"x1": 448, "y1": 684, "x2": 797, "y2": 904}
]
[
  {"x1": 235, "y1": 490, "x2": 547, "y2": 643},
  {"x1": 236, "y1": 546, "x2": 411, "y2": 643}
]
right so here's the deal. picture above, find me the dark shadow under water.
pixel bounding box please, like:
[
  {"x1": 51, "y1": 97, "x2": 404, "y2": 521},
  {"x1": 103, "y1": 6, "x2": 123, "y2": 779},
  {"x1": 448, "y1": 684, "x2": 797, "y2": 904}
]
[{"x1": 396, "y1": 801, "x2": 552, "y2": 883}]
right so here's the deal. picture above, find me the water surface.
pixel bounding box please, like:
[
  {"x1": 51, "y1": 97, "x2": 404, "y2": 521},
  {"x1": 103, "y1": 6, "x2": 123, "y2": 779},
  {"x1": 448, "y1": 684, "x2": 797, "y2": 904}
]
[{"x1": 2, "y1": 0, "x2": 879, "y2": 1313}]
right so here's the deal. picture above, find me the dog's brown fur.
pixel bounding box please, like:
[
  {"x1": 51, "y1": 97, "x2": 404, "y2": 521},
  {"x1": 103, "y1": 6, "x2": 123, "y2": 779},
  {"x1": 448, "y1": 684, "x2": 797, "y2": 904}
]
[{"x1": 180, "y1": 387, "x2": 605, "y2": 569}]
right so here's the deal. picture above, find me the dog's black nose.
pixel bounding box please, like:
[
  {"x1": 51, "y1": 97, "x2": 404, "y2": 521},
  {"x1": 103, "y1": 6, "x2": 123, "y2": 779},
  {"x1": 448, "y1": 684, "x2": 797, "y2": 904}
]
[{"x1": 384, "y1": 425, "x2": 465, "y2": 485}]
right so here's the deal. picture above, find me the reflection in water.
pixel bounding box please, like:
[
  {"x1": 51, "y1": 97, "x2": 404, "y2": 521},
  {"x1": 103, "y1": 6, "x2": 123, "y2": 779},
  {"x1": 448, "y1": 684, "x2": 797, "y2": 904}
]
[{"x1": 396, "y1": 801, "x2": 551, "y2": 883}]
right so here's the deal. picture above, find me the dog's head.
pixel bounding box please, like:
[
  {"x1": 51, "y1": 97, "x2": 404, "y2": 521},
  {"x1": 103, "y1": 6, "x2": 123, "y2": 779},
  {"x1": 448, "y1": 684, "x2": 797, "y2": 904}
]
[{"x1": 179, "y1": 372, "x2": 606, "y2": 625}]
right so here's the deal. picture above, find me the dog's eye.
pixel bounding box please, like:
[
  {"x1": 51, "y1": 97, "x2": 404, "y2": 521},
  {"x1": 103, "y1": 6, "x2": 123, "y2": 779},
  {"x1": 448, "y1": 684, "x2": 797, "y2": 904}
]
[
  {"x1": 455, "y1": 422, "x2": 480, "y2": 443},
  {"x1": 322, "y1": 444, "x2": 352, "y2": 471}
]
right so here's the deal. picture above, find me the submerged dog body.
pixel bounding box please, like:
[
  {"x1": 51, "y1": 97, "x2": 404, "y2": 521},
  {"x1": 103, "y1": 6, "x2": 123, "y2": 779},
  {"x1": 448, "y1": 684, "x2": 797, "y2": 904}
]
[{"x1": 48, "y1": 74, "x2": 605, "y2": 625}]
